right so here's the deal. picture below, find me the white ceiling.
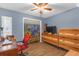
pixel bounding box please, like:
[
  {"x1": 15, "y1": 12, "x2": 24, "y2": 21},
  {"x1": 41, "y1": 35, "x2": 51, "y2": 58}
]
[{"x1": 0, "y1": 3, "x2": 77, "y2": 18}]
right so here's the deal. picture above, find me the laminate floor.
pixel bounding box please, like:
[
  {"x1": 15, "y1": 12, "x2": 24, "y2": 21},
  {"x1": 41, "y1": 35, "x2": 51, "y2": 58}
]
[{"x1": 24, "y1": 42, "x2": 68, "y2": 56}]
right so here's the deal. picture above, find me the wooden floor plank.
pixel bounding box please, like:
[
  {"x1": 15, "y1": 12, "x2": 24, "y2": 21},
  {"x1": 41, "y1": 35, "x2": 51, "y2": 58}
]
[{"x1": 24, "y1": 42, "x2": 68, "y2": 56}]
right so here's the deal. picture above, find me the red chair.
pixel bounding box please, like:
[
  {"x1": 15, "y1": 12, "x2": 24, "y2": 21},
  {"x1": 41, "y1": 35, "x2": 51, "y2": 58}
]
[{"x1": 17, "y1": 33, "x2": 32, "y2": 56}]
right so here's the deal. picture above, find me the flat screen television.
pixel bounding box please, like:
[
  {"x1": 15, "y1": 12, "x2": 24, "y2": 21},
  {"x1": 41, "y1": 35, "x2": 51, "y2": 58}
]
[{"x1": 46, "y1": 26, "x2": 57, "y2": 34}]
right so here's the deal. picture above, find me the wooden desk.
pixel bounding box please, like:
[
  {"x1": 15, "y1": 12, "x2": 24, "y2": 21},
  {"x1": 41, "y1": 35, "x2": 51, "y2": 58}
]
[{"x1": 0, "y1": 44, "x2": 18, "y2": 56}]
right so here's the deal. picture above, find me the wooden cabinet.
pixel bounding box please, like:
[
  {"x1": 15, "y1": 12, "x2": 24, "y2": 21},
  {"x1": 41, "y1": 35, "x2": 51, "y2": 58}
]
[
  {"x1": 65, "y1": 50, "x2": 79, "y2": 56},
  {"x1": 42, "y1": 32, "x2": 79, "y2": 52}
]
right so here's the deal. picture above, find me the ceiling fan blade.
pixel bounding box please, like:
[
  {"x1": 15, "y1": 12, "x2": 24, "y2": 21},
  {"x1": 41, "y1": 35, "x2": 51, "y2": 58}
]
[
  {"x1": 31, "y1": 8, "x2": 38, "y2": 11},
  {"x1": 38, "y1": 3, "x2": 48, "y2": 7},
  {"x1": 42, "y1": 3, "x2": 48, "y2": 7},
  {"x1": 33, "y1": 3, "x2": 39, "y2": 7},
  {"x1": 44, "y1": 8, "x2": 52, "y2": 11}
]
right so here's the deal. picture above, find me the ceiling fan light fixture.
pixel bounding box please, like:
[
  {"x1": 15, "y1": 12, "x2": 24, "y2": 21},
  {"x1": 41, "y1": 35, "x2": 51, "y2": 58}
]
[{"x1": 31, "y1": 3, "x2": 52, "y2": 14}]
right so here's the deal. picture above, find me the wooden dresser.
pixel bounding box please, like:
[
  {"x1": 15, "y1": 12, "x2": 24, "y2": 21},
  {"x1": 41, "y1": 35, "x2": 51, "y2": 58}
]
[
  {"x1": 65, "y1": 50, "x2": 79, "y2": 56},
  {"x1": 42, "y1": 29, "x2": 79, "y2": 52}
]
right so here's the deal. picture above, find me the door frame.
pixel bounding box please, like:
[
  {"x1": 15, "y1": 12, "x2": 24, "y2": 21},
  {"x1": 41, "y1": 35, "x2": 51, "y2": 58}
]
[{"x1": 23, "y1": 17, "x2": 42, "y2": 42}]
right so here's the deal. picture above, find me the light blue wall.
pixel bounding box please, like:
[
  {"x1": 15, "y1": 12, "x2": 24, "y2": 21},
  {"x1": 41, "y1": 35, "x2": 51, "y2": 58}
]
[
  {"x1": 43, "y1": 7, "x2": 79, "y2": 29},
  {"x1": 1, "y1": 7, "x2": 79, "y2": 41},
  {"x1": 0, "y1": 8, "x2": 44, "y2": 41}
]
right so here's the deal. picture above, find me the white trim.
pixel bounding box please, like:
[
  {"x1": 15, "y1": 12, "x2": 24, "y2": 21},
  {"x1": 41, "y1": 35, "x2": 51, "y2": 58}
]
[
  {"x1": 40, "y1": 20, "x2": 42, "y2": 42},
  {"x1": 23, "y1": 18, "x2": 24, "y2": 38},
  {"x1": 23, "y1": 17, "x2": 42, "y2": 42}
]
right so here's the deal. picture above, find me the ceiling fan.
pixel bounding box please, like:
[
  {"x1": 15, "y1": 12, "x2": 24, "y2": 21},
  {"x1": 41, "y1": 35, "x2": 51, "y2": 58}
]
[{"x1": 31, "y1": 3, "x2": 52, "y2": 14}]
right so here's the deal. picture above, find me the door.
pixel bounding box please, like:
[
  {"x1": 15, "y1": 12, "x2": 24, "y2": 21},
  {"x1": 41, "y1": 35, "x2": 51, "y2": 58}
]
[{"x1": 24, "y1": 18, "x2": 41, "y2": 44}]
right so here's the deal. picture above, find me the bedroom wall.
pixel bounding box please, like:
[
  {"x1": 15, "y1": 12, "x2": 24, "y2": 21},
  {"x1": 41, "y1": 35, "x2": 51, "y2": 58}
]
[
  {"x1": 43, "y1": 7, "x2": 79, "y2": 30},
  {"x1": 0, "y1": 8, "x2": 44, "y2": 41}
]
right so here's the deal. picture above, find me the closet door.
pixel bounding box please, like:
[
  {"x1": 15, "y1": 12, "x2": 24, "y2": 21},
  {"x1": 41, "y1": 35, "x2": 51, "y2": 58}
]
[
  {"x1": 24, "y1": 19, "x2": 41, "y2": 43},
  {"x1": 1, "y1": 16, "x2": 12, "y2": 37}
]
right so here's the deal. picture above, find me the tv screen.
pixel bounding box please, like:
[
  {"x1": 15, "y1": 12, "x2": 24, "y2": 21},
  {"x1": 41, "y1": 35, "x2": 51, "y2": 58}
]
[{"x1": 47, "y1": 26, "x2": 57, "y2": 34}]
